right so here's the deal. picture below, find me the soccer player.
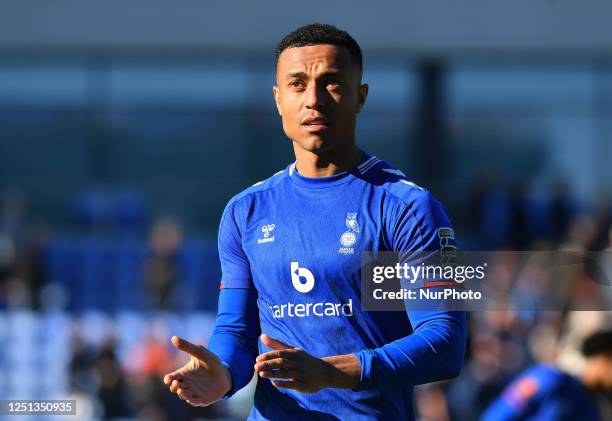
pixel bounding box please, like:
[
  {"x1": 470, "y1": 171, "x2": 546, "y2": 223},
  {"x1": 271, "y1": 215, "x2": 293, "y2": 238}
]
[
  {"x1": 163, "y1": 23, "x2": 467, "y2": 420},
  {"x1": 481, "y1": 329, "x2": 612, "y2": 421}
]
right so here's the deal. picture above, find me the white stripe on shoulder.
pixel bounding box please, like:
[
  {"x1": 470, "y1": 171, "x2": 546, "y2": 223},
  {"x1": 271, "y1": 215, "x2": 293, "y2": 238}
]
[
  {"x1": 289, "y1": 162, "x2": 296, "y2": 176},
  {"x1": 253, "y1": 168, "x2": 286, "y2": 186},
  {"x1": 360, "y1": 158, "x2": 381, "y2": 174},
  {"x1": 357, "y1": 156, "x2": 377, "y2": 171},
  {"x1": 381, "y1": 167, "x2": 406, "y2": 177},
  {"x1": 400, "y1": 179, "x2": 425, "y2": 190}
]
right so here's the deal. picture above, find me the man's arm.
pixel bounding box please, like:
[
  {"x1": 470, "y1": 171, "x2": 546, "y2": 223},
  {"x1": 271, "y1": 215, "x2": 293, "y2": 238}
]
[
  {"x1": 351, "y1": 309, "x2": 467, "y2": 390},
  {"x1": 254, "y1": 310, "x2": 466, "y2": 392},
  {"x1": 332, "y1": 310, "x2": 466, "y2": 389},
  {"x1": 207, "y1": 287, "x2": 260, "y2": 398},
  {"x1": 351, "y1": 187, "x2": 467, "y2": 389},
  {"x1": 205, "y1": 198, "x2": 261, "y2": 397}
]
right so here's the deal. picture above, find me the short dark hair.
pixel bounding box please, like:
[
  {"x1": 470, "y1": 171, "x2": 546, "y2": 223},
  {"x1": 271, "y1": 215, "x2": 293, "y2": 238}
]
[
  {"x1": 582, "y1": 329, "x2": 612, "y2": 357},
  {"x1": 275, "y1": 23, "x2": 363, "y2": 74}
]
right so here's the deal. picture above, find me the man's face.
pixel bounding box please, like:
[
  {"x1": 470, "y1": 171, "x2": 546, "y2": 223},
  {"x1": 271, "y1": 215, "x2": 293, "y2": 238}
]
[
  {"x1": 594, "y1": 355, "x2": 612, "y2": 391},
  {"x1": 273, "y1": 44, "x2": 368, "y2": 154}
]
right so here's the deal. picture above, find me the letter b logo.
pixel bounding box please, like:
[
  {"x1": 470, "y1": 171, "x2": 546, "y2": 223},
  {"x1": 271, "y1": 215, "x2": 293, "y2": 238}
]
[{"x1": 291, "y1": 261, "x2": 315, "y2": 293}]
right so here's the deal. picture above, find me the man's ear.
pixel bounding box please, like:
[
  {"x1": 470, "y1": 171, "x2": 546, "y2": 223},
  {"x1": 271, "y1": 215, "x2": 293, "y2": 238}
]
[
  {"x1": 273, "y1": 86, "x2": 282, "y2": 116},
  {"x1": 355, "y1": 83, "x2": 369, "y2": 114}
]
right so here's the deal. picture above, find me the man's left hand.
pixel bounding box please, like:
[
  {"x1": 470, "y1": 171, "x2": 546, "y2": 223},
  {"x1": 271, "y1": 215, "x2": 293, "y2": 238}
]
[{"x1": 254, "y1": 334, "x2": 337, "y2": 393}]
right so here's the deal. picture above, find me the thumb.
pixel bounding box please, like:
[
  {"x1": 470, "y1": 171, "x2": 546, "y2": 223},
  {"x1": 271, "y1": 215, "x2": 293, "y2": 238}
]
[
  {"x1": 261, "y1": 333, "x2": 294, "y2": 350},
  {"x1": 171, "y1": 335, "x2": 213, "y2": 361}
]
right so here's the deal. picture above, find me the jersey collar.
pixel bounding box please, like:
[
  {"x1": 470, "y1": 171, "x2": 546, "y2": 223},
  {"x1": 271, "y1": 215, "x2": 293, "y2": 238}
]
[{"x1": 288, "y1": 150, "x2": 378, "y2": 189}]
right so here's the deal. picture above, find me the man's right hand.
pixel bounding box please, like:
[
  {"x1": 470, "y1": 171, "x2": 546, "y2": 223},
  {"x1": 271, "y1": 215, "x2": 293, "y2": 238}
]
[{"x1": 163, "y1": 335, "x2": 232, "y2": 406}]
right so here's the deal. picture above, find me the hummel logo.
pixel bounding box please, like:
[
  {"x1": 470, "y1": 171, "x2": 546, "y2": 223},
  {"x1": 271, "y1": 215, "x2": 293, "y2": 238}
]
[
  {"x1": 262, "y1": 224, "x2": 275, "y2": 238},
  {"x1": 258, "y1": 224, "x2": 275, "y2": 244}
]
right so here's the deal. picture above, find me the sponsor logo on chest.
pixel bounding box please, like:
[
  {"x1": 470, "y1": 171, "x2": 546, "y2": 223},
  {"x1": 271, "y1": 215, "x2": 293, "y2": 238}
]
[{"x1": 339, "y1": 212, "x2": 359, "y2": 255}]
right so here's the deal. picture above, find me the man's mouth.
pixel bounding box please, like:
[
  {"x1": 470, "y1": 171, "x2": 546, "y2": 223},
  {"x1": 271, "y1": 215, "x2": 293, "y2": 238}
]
[{"x1": 302, "y1": 118, "x2": 330, "y2": 132}]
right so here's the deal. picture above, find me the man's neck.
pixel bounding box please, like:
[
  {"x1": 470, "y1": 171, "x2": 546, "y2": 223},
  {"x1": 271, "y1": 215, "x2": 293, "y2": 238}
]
[{"x1": 293, "y1": 143, "x2": 362, "y2": 178}]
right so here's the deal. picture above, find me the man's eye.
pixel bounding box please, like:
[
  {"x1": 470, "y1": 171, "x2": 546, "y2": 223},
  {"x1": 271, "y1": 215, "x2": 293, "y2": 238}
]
[
  {"x1": 290, "y1": 80, "x2": 305, "y2": 88},
  {"x1": 326, "y1": 80, "x2": 341, "y2": 88}
]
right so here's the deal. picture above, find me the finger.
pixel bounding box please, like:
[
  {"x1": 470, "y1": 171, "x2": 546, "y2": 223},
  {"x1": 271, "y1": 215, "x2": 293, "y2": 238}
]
[
  {"x1": 259, "y1": 369, "x2": 302, "y2": 380},
  {"x1": 170, "y1": 380, "x2": 184, "y2": 394},
  {"x1": 271, "y1": 379, "x2": 305, "y2": 391},
  {"x1": 187, "y1": 398, "x2": 208, "y2": 408},
  {"x1": 184, "y1": 393, "x2": 206, "y2": 407},
  {"x1": 170, "y1": 380, "x2": 189, "y2": 394},
  {"x1": 256, "y1": 348, "x2": 297, "y2": 363},
  {"x1": 177, "y1": 387, "x2": 193, "y2": 401},
  {"x1": 184, "y1": 391, "x2": 201, "y2": 403},
  {"x1": 163, "y1": 370, "x2": 183, "y2": 385},
  {"x1": 261, "y1": 333, "x2": 294, "y2": 351},
  {"x1": 254, "y1": 357, "x2": 301, "y2": 372},
  {"x1": 171, "y1": 336, "x2": 214, "y2": 361},
  {"x1": 180, "y1": 377, "x2": 197, "y2": 390}
]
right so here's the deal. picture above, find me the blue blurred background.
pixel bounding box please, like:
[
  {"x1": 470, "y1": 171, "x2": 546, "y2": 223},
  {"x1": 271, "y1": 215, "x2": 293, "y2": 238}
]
[{"x1": 1, "y1": 1, "x2": 612, "y2": 420}]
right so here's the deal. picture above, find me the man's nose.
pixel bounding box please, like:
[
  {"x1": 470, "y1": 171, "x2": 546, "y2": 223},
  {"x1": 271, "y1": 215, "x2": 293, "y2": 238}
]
[{"x1": 304, "y1": 83, "x2": 324, "y2": 110}]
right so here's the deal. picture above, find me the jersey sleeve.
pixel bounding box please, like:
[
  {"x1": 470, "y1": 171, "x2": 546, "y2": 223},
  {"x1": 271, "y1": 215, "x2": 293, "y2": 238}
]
[
  {"x1": 207, "y1": 288, "x2": 260, "y2": 398},
  {"x1": 218, "y1": 200, "x2": 254, "y2": 290},
  {"x1": 354, "y1": 188, "x2": 468, "y2": 390},
  {"x1": 207, "y1": 198, "x2": 260, "y2": 398},
  {"x1": 392, "y1": 188, "x2": 458, "y2": 286}
]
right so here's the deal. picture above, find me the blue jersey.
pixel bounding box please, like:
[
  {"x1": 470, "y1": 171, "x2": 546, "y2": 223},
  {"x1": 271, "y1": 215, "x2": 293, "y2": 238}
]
[
  {"x1": 208, "y1": 152, "x2": 467, "y2": 420},
  {"x1": 482, "y1": 364, "x2": 601, "y2": 421}
]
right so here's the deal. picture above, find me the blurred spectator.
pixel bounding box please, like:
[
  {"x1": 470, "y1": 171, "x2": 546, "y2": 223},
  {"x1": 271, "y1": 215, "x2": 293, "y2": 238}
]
[
  {"x1": 482, "y1": 328, "x2": 612, "y2": 420},
  {"x1": 13, "y1": 223, "x2": 50, "y2": 310},
  {"x1": 556, "y1": 311, "x2": 612, "y2": 376},
  {"x1": 0, "y1": 188, "x2": 50, "y2": 311},
  {"x1": 144, "y1": 219, "x2": 182, "y2": 310},
  {"x1": 598, "y1": 227, "x2": 612, "y2": 306},
  {"x1": 416, "y1": 383, "x2": 451, "y2": 421},
  {"x1": 0, "y1": 234, "x2": 17, "y2": 308},
  {"x1": 560, "y1": 214, "x2": 599, "y2": 252},
  {"x1": 0, "y1": 226, "x2": 49, "y2": 311},
  {"x1": 69, "y1": 331, "x2": 99, "y2": 396},
  {"x1": 93, "y1": 337, "x2": 134, "y2": 419}
]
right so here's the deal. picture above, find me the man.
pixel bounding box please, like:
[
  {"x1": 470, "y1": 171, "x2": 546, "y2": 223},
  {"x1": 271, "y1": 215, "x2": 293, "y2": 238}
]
[
  {"x1": 163, "y1": 23, "x2": 467, "y2": 420},
  {"x1": 482, "y1": 329, "x2": 612, "y2": 421}
]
